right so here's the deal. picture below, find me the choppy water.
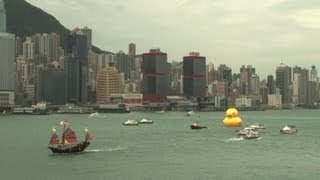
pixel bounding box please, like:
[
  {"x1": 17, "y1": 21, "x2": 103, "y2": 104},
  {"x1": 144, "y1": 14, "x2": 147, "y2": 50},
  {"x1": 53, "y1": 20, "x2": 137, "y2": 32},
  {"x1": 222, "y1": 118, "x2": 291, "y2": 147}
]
[{"x1": 1, "y1": 110, "x2": 320, "y2": 180}]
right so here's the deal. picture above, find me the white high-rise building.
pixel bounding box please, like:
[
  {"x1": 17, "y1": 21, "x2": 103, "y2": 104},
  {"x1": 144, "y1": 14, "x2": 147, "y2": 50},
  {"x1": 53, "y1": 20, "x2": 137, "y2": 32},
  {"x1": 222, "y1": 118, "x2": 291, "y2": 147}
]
[
  {"x1": 0, "y1": 0, "x2": 6, "y2": 32},
  {"x1": 0, "y1": 1, "x2": 15, "y2": 93},
  {"x1": 32, "y1": 33, "x2": 61, "y2": 61},
  {"x1": 0, "y1": 33, "x2": 15, "y2": 91},
  {"x1": 23, "y1": 37, "x2": 35, "y2": 59}
]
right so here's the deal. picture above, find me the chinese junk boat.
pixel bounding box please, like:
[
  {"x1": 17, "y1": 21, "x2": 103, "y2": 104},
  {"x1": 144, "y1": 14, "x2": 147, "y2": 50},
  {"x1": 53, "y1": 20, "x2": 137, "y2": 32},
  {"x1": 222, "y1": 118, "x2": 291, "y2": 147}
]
[{"x1": 48, "y1": 119, "x2": 93, "y2": 153}]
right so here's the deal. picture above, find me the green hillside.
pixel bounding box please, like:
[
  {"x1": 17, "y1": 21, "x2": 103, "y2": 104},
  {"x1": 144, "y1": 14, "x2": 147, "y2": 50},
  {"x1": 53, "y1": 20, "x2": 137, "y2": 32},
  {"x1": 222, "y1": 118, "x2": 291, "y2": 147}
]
[{"x1": 4, "y1": 0, "x2": 111, "y2": 54}]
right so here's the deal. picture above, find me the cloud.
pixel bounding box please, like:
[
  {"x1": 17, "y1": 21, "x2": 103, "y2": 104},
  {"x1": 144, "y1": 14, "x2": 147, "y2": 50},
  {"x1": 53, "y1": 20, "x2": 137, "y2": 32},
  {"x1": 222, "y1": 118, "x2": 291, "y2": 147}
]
[
  {"x1": 270, "y1": 0, "x2": 320, "y2": 12},
  {"x1": 288, "y1": 9, "x2": 320, "y2": 29},
  {"x1": 24, "y1": 0, "x2": 320, "y2": 78}
]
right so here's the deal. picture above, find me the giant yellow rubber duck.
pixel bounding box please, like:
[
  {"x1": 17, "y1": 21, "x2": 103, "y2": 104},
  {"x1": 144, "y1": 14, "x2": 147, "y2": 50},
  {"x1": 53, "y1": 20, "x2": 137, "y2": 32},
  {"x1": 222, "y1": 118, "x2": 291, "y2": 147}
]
[{"x1": 223, "y1": 108, "x2": 243, "y2": 127}]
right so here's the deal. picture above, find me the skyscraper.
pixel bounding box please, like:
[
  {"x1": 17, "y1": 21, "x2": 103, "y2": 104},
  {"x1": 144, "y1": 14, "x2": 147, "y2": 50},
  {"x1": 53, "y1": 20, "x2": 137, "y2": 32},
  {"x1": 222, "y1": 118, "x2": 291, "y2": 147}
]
[
  {"x1": 239, "y1": 65, "x2": 255, "y2": 95},
  {"x1": 217, "y1": 64, "x2": 232, "y2": 86},
  {"x1": 141, "y1": 48, "x2": 168, "y2": 103},
  {"x1": 0, "y1": 33, "x2": 15, "y2": 91},
  {"x1": 276, "y1": 63, "x2": 292, "y2": 105},
  {"x1": 217, "y1": 64, "x2": 232, "y2": 104},
  {"x1": 115, "y1": 50, "x2": 135, "y2": 80},
  {"x1": 96, "y1": 67, "x2": 123, "y2": 104},
  {"x1": 292, "y1": 73, "x2": 302, "y2": 105},
  {"x1": 81, "y1": 27, "x2": 92, "y2": 51},
  {"x1": 128, "y1": 43, "x2": 136, "y2": 56},
  {"x1": 16, "y1": 36, "x2": 23, "y2": 57},
  {"x1": 32, "y1": 33, "x2": 61, "y2": 61},
  {"x1": 292, "y1": 66, "x2": 308, "y2": 105},
  {"x1": 22, "y1": 37, "x2": 35, "y2": 59},
  {"x1": 206, "y1": 62, "x2": 217, "y2": 85},
  {"x1": 267, "y1": 75, "x2": 275, "y2": 94},
  {"x1": 0, "y1": 0, "x2": 15, "y2": 106},
  {"x1": 310, "y1": 65, "x2": 319, "y2": 82},
  {"x1": 40, "y1": 66, "x2": 66, "y2": 105},
  {"x1": 183, "y1": 52, "x2": 206, "y2": 98},
  {"x1": 49, "y1": 33, "x2": 61, "y2": 61},
  {"x1": 0, "y1": 0, "x2": 6, "y2": 32},
  {"x1": 309, "y1": 65, "x2": 319, "y2": 105},
  {"x1": 66, "y1": 28, "x2": 88, "y2": 104}
]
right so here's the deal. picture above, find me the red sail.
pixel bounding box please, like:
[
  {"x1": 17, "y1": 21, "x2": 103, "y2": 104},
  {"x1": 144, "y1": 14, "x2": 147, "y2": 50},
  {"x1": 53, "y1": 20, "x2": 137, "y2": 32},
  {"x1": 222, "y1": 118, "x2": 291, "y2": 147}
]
[
  {"x1": 63, "y1": 128, "x2": 77, "y2": 144},
  {"x1": 86, "y1": 133, "x2": 94, "y2": 142},
  {"x1": 49, "y1": 133, "x2": 60, "y2": 144}
]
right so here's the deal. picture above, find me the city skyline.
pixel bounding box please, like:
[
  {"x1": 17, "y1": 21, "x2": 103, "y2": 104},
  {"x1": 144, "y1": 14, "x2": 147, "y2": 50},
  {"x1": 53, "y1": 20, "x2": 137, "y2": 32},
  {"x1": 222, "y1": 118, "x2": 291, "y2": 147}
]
[{"x1": 25, "y1": 0, "x2": 320, "y2": 78}]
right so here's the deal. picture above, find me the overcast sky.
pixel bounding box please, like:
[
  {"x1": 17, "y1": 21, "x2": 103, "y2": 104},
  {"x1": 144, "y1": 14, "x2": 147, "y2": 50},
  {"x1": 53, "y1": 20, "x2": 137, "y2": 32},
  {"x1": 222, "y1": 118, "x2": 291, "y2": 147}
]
[{"x1": 25, "y1": 0, "x2": 320, "y2": 78}]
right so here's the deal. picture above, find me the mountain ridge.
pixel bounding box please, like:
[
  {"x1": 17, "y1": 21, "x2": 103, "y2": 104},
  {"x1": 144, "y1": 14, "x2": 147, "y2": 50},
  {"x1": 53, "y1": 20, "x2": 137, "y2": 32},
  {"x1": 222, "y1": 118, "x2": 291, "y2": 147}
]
[{"x1": 4, "y1": 0, "x2": 113, "y2": 54}]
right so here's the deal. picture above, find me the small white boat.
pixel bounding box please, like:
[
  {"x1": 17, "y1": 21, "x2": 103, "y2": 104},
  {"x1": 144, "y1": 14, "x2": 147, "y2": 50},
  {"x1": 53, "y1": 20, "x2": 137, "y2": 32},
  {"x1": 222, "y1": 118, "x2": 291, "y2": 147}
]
[
  {"x1": 243, "y1": 130, "x2": 260, "y2": 139},
  {"x1": 280, "y1": 125, "x2": 297, "y2": 134},
  {"x1": 237, "y1": 127, "x2": 258, "y2": 136},
  {"x1": 123, "y1": 119, "x2": 139, "y2": 126},
  {"x1": 156, "y1": 110, "x2": 165, "y2": 113},
  {"x1": 139, "y1": 117, "x2": 153, "y2": 124},
  {"x1": 249, "y1": 123, "x2": 265, "y2": 130},
  {"x1": 186, "y1": 110, "x2": 194, "y2": 116},
  {"x1": 89, "y1": 112, "x2": 106, "y2": 118}
]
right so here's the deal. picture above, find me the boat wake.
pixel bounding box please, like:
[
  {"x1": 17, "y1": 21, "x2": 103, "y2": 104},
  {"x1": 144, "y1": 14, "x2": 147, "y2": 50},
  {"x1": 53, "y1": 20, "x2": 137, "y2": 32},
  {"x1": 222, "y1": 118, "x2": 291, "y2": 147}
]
[
  {"x1": 226, "y1": 137, "x2": 244, "y2": 142},
  {"x1": 88, "y1": 115, "x2": 106, "y2": 118},
  {"x1": 85, "y1": 147, "x2": 127, "y2": 153}
]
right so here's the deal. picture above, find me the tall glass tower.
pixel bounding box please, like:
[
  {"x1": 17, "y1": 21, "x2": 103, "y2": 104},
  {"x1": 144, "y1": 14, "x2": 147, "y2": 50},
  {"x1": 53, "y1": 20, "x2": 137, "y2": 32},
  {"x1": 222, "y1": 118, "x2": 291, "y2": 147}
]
[
  {"x1": 142, "y1": 48, "x2": 168, "y2": 103},
  {"x1": 0, "y1": 0, "x2": 14, "y2": 91},
  {"x1": 0, "y1": 0, "x2": 6, "y2": 32}
]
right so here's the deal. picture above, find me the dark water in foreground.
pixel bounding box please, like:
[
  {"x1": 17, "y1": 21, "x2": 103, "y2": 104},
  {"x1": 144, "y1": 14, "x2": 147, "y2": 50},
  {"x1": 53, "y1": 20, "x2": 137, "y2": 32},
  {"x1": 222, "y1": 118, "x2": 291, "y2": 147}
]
[{"x1": 1, "y1": 110, "x2": 320, "y2": 180}]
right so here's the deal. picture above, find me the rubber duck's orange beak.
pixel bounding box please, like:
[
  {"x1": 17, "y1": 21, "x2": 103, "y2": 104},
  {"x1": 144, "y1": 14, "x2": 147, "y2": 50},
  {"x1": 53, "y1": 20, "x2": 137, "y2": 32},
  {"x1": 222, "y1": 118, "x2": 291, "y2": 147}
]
[{"x1": 226, "y1": 113, "x2": 233, "y2": 118}]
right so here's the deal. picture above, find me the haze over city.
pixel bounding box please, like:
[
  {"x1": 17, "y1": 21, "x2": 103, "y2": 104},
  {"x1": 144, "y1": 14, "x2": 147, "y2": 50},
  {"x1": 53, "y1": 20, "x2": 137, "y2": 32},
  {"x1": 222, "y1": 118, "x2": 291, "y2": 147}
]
[{"x1": 25, "y1": 0, "x2": 320, "y2": 78}]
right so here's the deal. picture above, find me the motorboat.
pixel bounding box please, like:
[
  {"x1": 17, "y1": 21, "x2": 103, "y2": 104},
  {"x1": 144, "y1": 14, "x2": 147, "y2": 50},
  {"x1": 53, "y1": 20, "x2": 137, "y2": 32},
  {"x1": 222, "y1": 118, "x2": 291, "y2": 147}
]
[
  {"x1": 237, "y1": 127, "x2": 259, "y2": 136},
  {"x1": 280, "y1": 125, "x2": 297, "y2": 134},
  {"x1": 89, "y1": 112, "x2": 99, "y2": 117},
  {"x1": 249, "y1": 123, "x2": 265, "y2": 130},
  {"x1": 243, "y1": 130, "x2": 260, "y2": 139},
  {"x1": 186, "y1": 110, "x2": 194, "y2": 116},
  {"x1": 156, "y1": 110, "x2": 165, "y2": 113},
  {"x1": 139, "y1": 117, "x2": 153, "y2": 124},
  {"x1": 89, "y1": 112, "x2": 106, "y2": 118},
  {"x1": 123, "y1": 119, "x2": 139, "y2": 126},
  {"x1": 190, "y1": 122, "x2": 207, "y2": 129}
]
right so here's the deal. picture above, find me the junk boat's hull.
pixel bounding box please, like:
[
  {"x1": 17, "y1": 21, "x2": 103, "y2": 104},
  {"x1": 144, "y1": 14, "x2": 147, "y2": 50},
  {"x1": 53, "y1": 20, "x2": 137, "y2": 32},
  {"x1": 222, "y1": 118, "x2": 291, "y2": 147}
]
[{"x1": 48, "y1": 142, "x2": 90, "y2": 153}]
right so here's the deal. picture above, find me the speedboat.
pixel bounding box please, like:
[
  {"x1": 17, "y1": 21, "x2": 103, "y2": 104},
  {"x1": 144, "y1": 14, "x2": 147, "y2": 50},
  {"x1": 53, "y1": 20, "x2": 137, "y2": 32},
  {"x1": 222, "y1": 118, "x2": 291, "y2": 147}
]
[
  {"x1": 237, "y1": 127, "x2": 259, "y2": 136},
  {"x1": 280, "y1": 125, "x2": 297, "y2": 134},
  {"x1": 243, "y1": 130, "x2": 260, "y2": 139},
  {"x1": 89, "y1": 112, "x2": 99, "y2": 117},
  {"x1": 249, "y1": 123, "x2": 265, "y2": 130},
  {"x1": 123, "y1": 119, "x2": 139, "y2": 126},
  {"x1": 89, "y1": 112, "x2": 106, "y2": 118},
  {"x1": 186, "y1": 110, "x2": 194, "y2": 116},
  {"x1": 190, "y1": 122, "x2": 207, "y2": 129},
  {"x1": 139, "y1": 117, "x2": 153, "y2": 124}
]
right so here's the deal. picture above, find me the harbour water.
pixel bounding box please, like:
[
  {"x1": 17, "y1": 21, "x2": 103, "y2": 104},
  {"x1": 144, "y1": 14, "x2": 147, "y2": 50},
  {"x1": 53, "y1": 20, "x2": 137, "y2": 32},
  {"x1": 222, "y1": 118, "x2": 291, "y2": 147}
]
[{"x1": 1, "y1": 110, "x2": 320, "y2": 180}]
